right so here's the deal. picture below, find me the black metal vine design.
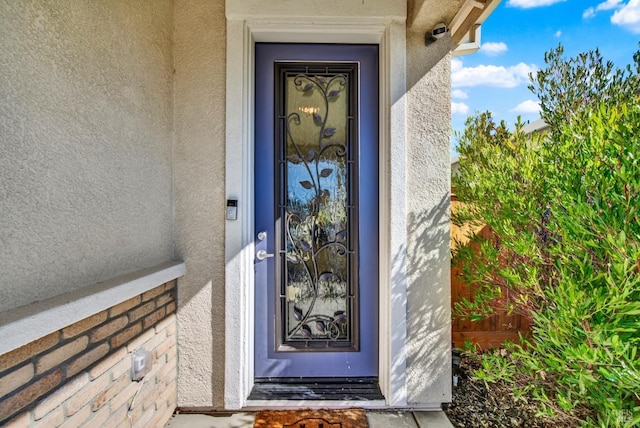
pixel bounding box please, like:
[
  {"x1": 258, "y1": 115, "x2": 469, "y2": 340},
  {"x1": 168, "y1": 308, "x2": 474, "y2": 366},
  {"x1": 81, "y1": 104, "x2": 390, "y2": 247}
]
[{"x1": 283, "y1": 72, "x2": 351, "y2": 344}]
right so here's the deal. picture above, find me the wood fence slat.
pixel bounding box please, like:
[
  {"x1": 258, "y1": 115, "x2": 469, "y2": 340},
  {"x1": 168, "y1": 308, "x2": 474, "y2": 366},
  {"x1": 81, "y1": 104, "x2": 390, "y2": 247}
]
[{"x1": 451, "y1": 194, "x2": 531, "y2": 349}]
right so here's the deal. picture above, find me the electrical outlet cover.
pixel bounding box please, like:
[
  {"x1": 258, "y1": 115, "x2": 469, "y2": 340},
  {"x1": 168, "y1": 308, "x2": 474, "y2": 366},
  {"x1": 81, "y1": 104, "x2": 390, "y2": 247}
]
[{"x1": 131, "y1": 348, "x2": 153, "y2": 381}]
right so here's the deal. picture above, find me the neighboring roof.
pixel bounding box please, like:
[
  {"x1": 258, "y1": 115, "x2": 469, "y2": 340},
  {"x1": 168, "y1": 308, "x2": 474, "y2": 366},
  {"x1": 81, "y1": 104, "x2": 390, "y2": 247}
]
[{"x1": 521, "y1": 118, "x2": 549, "y2": 134}]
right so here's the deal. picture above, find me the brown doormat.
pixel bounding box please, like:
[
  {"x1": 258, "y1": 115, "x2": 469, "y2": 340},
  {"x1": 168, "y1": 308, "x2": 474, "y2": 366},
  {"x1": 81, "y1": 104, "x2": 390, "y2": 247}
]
[{"x1": 254, "y1": 408, "x2": 368, "y2": 428}]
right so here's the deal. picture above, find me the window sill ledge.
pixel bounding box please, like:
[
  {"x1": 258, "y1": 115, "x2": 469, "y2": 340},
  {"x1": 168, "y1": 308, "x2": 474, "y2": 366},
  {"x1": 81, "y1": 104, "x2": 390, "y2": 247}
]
[{"x1": 0, "y1": 260, "x2": 185, "y2": 356}]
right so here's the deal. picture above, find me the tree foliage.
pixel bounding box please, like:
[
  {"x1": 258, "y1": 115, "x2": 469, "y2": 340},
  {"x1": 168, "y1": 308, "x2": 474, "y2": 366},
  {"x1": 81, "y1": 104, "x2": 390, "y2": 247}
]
[
  {"x1": 452, "y1": 45, "x2": 640, "y2": 426},
  {"x1": 530, "y1": 45, "x2": 640, "y2": 134}
]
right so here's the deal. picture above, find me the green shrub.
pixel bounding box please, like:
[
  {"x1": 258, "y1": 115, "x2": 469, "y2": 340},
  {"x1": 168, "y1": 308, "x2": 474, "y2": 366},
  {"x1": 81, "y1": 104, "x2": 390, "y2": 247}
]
[{"x1": 452, "y1": 45, "x2": 640, "y2": 427}]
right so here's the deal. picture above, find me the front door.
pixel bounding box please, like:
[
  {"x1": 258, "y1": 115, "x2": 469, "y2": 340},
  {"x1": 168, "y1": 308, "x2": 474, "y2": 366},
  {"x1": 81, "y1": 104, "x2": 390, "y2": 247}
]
[{"x1": 254, "y1": 44, "x2": 379, "y2": 379}]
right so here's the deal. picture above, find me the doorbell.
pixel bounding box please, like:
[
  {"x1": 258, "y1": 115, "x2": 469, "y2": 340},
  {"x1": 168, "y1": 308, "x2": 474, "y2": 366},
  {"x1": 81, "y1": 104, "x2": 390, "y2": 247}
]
[{"x1": 226, "y1": 199, "x2": 238, "y2": 220}]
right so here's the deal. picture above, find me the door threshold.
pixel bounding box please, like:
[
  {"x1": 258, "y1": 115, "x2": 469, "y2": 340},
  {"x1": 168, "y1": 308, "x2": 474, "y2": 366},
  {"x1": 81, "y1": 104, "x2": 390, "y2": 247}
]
[{"x1": 248, "y1": 377, "x2": 384, "y2": 401}]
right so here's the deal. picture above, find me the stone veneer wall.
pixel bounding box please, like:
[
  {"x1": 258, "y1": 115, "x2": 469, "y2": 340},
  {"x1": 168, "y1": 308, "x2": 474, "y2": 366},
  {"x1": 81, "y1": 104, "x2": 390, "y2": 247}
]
[{"x1": 0, "y1": 281, "x2": 177, "y2": 427}]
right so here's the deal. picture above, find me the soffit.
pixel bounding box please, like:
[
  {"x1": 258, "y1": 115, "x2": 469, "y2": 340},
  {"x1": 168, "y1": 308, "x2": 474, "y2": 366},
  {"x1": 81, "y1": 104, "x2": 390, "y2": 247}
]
[{"x1": 408, "y1": 0, "x2": 501, "y2": 44}]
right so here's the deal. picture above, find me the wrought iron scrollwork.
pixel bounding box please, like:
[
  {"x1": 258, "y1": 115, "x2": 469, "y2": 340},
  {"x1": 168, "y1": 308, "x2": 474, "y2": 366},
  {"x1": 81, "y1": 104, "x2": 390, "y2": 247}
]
[{"x1": 280, "y1": 69, "x2": 355, "y2": 348}]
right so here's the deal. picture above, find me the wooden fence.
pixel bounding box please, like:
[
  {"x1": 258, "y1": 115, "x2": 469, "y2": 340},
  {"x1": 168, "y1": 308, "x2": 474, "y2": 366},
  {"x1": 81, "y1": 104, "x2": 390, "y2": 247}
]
[{"x1": 450, "y1": 194, "x2": 531, "y2": 349}]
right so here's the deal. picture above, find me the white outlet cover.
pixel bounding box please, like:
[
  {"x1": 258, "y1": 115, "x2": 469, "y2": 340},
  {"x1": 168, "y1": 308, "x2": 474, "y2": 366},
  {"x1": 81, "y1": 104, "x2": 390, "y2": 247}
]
[{"x1": 131, "y1": 348, "x2": 153, "y2": 381}]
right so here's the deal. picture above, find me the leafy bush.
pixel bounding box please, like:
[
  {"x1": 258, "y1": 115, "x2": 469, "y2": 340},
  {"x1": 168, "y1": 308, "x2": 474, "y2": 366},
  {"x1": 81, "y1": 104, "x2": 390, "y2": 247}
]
[{"x1": 452, "y1": 45, "x2": 640, "y2": 427}]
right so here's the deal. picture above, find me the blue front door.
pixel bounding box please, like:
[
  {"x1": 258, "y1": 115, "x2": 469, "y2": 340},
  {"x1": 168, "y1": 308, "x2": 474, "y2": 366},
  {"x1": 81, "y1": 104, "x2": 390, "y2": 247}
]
[{"x1": 254, "y1": 44, "x2": 379, "y2": 378}]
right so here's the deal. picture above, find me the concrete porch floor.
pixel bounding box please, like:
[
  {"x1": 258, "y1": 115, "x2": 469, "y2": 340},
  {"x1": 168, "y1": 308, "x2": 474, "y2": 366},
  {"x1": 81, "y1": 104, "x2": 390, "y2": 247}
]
[{"x1": 165, "y1": 410, "x2": 453, "y2": 428}]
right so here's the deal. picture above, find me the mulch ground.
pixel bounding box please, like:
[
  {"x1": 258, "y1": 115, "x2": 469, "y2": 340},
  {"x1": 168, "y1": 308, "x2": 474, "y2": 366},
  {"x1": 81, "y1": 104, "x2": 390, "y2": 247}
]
[{"x1": 443, "y1": 354, "x2": 574, "y2": 428}]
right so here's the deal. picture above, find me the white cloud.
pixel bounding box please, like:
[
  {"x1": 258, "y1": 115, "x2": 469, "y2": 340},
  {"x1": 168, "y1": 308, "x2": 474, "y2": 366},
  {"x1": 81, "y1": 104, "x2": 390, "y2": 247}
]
[
  {"x1": 452, "y1": 102, "x2": 470, "y2": 115},
  {"x1": 601, "y1": 0, "x2": 624, "y2": 9},
  {"x1": 452, "y1": 89, "x2": 469, "y2": 99},
  {"x1": 511, "y1": 100, "x2": 541, "y2": 114},
  {"x1": 583, "y1": 0, "x2": 623, "y2": 18},
  {"x1": 480, "y1": 42, "x2": 508, "y2": 56},
  {"x1": 452, "y1": 62, "x2": 538, "y2": 88},
  {"x1": 555, "y1": 30, "x2": 562, "y2": 37},
  {"x1": 612, "y1": 0, "x2": 640, "y2": 33},
  {"x1": 507, "y1": 0, "x2": 566, "y2": 8},
  {"x1": 452, "y1": 58, "x2": 464, "y2": 73}
]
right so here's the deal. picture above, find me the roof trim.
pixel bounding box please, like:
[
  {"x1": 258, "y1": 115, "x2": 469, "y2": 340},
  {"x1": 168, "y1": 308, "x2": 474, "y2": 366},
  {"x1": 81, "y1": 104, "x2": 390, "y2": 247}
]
[{"x1": 450, "y1": 0, "x2": 501, "y2": 54}]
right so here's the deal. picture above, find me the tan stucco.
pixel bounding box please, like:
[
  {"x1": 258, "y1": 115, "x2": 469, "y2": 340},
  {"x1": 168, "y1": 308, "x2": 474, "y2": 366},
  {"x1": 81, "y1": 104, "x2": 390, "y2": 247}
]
[
  {"x1": 2, "y1": 0, "x2": 482, "y2": 411},
  {"x1": 405, "y1": 30, "x2": 453, "y2": 405},
  {"x1": 0, "y1": 0, "x2": 174, "y2": 313},
  {"x1": 409, "y1": 0, "x2": 465, "y2": 30},
  {"x1": 173, "y1": 0, "x2": 227, "y2": 408}
]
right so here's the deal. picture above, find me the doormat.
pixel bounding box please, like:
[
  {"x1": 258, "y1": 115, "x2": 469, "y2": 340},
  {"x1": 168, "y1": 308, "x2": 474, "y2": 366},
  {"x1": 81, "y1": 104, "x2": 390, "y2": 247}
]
[{"x1": 254, "y1": 408, "x2": 368, "y2": 428}]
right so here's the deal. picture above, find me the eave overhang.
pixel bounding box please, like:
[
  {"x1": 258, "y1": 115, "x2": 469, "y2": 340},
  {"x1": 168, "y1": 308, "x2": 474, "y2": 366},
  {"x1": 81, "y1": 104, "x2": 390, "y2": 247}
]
[{"x1": 409, "y1": 0, "x2": 502, "y2": 56}]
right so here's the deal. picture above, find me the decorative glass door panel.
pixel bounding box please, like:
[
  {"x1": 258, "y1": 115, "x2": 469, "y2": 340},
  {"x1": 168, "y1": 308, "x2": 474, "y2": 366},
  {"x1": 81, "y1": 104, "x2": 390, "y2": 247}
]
[
  {"x1": 276, "y1": 64, "x2": 359, "y2": 351},
  {"x1": 254, "y1": 43, "x2": 378, "y2": 379}
]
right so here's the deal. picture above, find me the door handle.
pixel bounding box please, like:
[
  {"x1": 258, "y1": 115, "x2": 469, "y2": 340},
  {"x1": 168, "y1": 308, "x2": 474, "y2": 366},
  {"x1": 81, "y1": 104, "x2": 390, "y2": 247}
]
[{"x1": 256, "y1": 249, "x2": 274, "y2": 261}]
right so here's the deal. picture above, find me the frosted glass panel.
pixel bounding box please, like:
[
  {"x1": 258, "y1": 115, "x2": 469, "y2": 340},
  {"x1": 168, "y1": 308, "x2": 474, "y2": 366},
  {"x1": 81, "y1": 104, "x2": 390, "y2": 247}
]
[{"x1": 276, "y1": 64, "x2": 358, "y2": 350}]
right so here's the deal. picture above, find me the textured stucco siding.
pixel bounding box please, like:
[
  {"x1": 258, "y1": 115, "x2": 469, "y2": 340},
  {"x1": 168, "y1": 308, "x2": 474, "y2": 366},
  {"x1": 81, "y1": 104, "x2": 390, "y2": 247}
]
[
  {"x1": 405, "y1": 30, "x2": 452, "y2": 405},
  {"x1": 2, "y1": 0, "x2": 453, "y2": 409},
  {"x1": 173, "y1": 0, "x2": 227, "y2": 408},
  {"x1": 0, "y1": 1, "x2": 174, "y2": 312}
]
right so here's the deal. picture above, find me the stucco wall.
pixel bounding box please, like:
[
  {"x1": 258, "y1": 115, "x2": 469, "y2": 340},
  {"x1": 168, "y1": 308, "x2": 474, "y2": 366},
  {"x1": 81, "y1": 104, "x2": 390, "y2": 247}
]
[
  {"x1": 404, "y1": 31, "x2": 452, "y2": 405},
  {"x1": 173, "y1": 0, "x2": 227, "y2": 408},
  {"x1": 2, "y1": 0, "x2": 453, "y2": 410},
  {"x1": 0, "y1": 1, "x2": 174, "y2": 313}
]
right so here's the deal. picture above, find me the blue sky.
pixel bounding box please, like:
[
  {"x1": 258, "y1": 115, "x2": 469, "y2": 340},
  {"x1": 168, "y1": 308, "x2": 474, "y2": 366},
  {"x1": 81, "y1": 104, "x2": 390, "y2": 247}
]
[{"x1": 451, "y1": 0, "x2": 640, "y2": 156}]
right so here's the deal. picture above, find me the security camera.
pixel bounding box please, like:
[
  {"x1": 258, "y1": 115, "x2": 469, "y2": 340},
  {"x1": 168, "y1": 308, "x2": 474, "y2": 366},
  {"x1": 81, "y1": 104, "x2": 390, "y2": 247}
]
[
  {"x1": 425, "y1": 23, "x2": 448, "y2": 46},
  {"x1": 432, "y1": 23, "x2": 448, "y2": 39}
]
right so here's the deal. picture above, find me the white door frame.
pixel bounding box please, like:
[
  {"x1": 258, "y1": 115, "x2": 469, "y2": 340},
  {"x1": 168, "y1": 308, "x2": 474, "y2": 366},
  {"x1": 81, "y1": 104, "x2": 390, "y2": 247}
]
[{"x1": 224, "y1": 11, "x2": 409, "y2": 409}]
